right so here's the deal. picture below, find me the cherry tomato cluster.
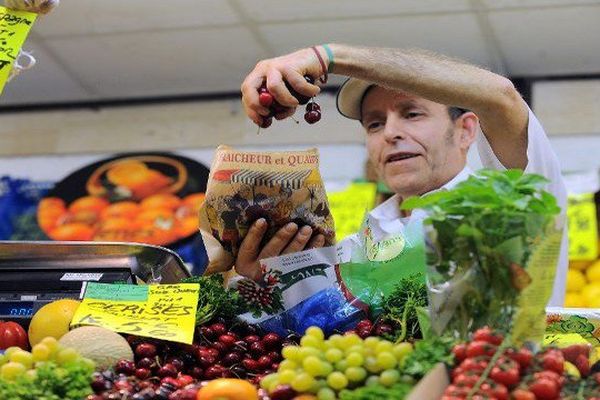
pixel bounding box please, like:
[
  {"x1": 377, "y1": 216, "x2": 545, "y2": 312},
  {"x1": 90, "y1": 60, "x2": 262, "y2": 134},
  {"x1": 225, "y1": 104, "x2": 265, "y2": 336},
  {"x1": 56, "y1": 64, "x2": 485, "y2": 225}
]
[
  {"x1": 443, "y1": 327, "x2": 571, "y2": 400},
  {"x1": 257, "y1": 75, "x2": 321, "y2": 129}
]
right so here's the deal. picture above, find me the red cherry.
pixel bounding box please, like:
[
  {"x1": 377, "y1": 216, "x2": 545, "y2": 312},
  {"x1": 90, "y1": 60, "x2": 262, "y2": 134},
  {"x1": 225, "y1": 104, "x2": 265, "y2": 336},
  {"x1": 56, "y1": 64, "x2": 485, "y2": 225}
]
[
  {"x1": 242, "y1": 358, "x2": 260, "y2": 371},
  {"x1": 176, "y1": 374, "x2": 194, "y2": 388},
  {"x1": 158, "y1": 363, "x2": 178, "y2": 378},
  {"x1": 210, "y1": 323, "x2": 227, "y2": 336},
  {"x1": 135, "y1": 368, "x2": 151, "y2": 380},
  {"x1": 262, "y1": 333, "x2": 282, "y2": 350},
  {"x1": 135, "y1": 343, "x2": 157, "y2": 359},
  {"x1": 259, "y1": 117, "x2": 273, "y2": 128},
  {"x1": 249, "y1": 342, "x2": 266, "y2": 358},
  {"x1": 257, "y1": 355, "x2": 273, "y2": 370},
  {"x1": 218, "y1": 334, "x2": 237, "y2": 349},
  {"x1": 304, "y1": 110, "x2": 321, "y2": 124},
  {"x1": 305, "y1": 102, "x2": 321, "y2": 112},
  {"x1": 259, "y1": 92, "x2": 274, "y2": 107},
  {"x1": 244, "y1": 335, "x2": 261, "y2": 345}
]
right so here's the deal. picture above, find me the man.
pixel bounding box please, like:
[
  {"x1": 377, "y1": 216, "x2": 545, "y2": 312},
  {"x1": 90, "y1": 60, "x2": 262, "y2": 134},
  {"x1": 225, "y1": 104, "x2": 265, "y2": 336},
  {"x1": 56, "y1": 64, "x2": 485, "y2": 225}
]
[{"x1": 236, "y1": 44, "x2": 567, "y2": 306}]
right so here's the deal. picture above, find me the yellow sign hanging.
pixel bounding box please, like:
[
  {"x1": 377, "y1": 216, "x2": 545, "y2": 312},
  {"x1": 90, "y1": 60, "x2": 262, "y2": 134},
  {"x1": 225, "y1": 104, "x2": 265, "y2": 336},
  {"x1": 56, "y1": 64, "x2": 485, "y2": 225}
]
[
  {"x1": 0, "y1": 6, "x2": 37, "y2": 94},
  {"x1": 328, "y1": 182, "x2": 377, "y2": 241},
  {"x1": 71, "y1": 283, "x2": 200, "y2": 345},
  {"x1": 567, "y1": 193, "x2": 599, "y2": 261}
]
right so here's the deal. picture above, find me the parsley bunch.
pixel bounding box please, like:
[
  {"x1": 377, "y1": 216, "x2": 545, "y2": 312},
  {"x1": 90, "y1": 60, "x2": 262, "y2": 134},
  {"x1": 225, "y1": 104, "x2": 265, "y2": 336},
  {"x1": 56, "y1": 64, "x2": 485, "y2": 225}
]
[{"x1": 181, "y1": 274, "x2": 245, "y2": 325}]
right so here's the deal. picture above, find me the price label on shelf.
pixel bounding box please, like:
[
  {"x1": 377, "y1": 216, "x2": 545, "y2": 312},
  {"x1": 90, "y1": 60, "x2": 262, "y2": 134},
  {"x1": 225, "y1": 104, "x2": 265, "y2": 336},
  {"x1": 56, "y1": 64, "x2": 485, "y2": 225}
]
[
  {"x1": 328, "y1": 182, "x2": 377, "y2": 241},
  {"x1": 71, "y1": 283, "x2": 200, "y2": 344},
  {"x1": 567, "y1": 193, "x2": 598, "y2": 261},
  {"x1": 0, "y1": 6, "x2": 37, "y2": 94}
]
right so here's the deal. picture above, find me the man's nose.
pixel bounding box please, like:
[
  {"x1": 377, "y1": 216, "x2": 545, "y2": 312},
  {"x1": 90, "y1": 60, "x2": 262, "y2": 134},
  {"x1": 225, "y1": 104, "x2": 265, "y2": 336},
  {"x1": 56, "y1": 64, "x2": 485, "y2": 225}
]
[{"x1": 383, "y1": 113, "x2": 405, "y2": 142}]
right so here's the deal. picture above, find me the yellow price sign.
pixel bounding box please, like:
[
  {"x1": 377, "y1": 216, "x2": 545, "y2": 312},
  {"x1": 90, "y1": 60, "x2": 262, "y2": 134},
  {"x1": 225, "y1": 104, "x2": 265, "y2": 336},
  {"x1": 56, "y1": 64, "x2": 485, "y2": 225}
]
[
  {"x1": 567, "y1": 193, "x2": 598, "y2": 261},
  {"x1": 71, "y1": 283, "x2": 200, "y2": 344},
  {"x1": 328, "y1": 182, "x2": 377, "y2": 241},
  {"x1": 0, "y1": 6, "x2": 37, "y2": 95}
]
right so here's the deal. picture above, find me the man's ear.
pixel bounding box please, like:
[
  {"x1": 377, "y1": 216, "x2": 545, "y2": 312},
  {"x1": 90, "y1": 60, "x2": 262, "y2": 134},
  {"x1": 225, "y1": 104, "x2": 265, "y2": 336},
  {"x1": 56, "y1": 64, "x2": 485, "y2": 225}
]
[{"x1": 456, "y1": 112, "x2": 479, "y2": 150}]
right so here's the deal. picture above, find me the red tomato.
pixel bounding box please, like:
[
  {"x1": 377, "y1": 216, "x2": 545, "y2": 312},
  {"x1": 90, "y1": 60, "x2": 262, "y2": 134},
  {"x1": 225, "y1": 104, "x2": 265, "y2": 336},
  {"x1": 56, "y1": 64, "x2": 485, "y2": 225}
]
[
  {"x1": 467, "y1": 341, "x2": 498, "y2": 358},
  {"x1": 0, "y1": 321, "x2": 28, "y2": 350},
  {"x1": 460, "y1": 358, "x2": 489, "y2": 374},
  {"x1": 444, "y1": 384, "x2": 470, "y2": 397},
  {"x1": 490, "y1": 365, "x2": 520, "y2": 388},
  {"x1": 452, "y1": 343, "x2": 468, "y2": 363},
  {"x1": 534, "y1": 370, "x2": 563, "y2": 386},
  {"x1": 542, "y1": 353, "x2": 565, "y2": 375},
  {"x1": 479, "y1": 381, "x2": 509, "y2": 400},
  {"x1": 473, "y1": 326, "x2": 504, "y2": 346},
  {"x1": 511, "y1": 389, "x2": 536, "y2": 400},
  {"x1": 529, "y1": 378, "x2": 560, "y2": 400},
  {"x1": 505, "y1": 347, "x2": 533, "y2": 370},
  {"x1": 454, "y1": 372, "x2": 480, "y2": 388}
]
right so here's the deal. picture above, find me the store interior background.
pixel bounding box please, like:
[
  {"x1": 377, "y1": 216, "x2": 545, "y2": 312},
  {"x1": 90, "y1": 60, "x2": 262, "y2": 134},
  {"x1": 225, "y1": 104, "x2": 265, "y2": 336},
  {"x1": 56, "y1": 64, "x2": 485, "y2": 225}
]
[{"x1": 1, "y1": 0, "x2": 599, "y2": 192}]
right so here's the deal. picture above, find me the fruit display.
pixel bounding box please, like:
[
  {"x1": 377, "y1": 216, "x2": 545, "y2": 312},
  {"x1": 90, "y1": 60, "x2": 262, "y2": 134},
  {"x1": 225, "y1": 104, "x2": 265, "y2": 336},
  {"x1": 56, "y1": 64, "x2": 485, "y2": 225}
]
[
  {"x1": 37, "y1": 154, "x2": 209, "y2": 246},
  {"x1": 38, "y1": 192, "x2": 204, "y2": 245}
]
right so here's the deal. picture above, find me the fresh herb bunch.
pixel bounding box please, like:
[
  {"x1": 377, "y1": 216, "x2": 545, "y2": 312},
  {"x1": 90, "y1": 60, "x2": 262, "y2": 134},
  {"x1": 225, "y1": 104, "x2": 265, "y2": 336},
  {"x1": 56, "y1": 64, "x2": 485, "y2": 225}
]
[
  {"x1": 402, "y1": 336, "x2": 455, "y2": 379},
  {"x1": 402, "y1": 169, "x2": 560, "y2": 337},
  {"x1": 338, "y1": 382, "x2": 414, "y2": 400},
  {"x1": 181, "y1": 274, "x2": 245, "y2": 325},
  {"x1": 380, "y1": 273, "x2": 428, "y2": 342},
  {"x1": 0, "y1": 361, "x2": 94, "y2": 400}
]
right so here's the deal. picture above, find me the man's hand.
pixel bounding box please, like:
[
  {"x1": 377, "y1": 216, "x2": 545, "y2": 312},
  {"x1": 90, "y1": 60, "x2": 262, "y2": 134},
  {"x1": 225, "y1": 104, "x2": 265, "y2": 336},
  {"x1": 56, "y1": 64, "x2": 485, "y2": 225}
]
[
  {"x1": 240, "y1": 47, "x2": 327, "y2": 126},
  {"x1": 235, "y1": 218, "x2": 325, "y2": 281}
]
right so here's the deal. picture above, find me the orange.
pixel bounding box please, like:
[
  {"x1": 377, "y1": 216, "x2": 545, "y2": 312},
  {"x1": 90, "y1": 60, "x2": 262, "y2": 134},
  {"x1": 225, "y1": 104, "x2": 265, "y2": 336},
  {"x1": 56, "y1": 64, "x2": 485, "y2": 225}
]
[
  {"x1": 183, "y1": 193, "x2": 205, "y2": 210},
  {"x1": 101, "y1": 201, "x2": 140, "y2": 220},
  {"x1": 49, "y1": 223, "x2": 95, "y2": 241},
  {"x1": 39, "y1": 197, "x2": 66, "y2": 211},
  {"x1": 69, "y1": 196, "x2": 110, "y2": 214},
  {"x1": 94, "y1": 218, "x2": 138, "y2": 241},
  {"x1": 137, "y1": 208, "x2": 174, "y2": 223},
  {"x1": 176, "y1": 216, "x2": 199, "y2": 238},
  {"x1": 140, "y1": 194, "x2": 181, "y2": 211},
  {"x1": 106, "y1": 160, "x2": 148, "y2": 185},
  {"x1": 196, "y1": 378, "x2": 258, "y2": 400},
  {"x1": 134, "y1": 225, "x2": 178, "y2": 246}
]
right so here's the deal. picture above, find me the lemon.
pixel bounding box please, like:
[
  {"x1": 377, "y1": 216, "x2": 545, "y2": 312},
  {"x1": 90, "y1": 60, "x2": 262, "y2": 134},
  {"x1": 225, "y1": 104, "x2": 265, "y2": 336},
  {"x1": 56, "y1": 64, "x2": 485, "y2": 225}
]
[
  {"x1": 567, "y1": 269, "x2": 587, "y2": 292},
  {"x1": 28, "y1": 299, "x2": 81, "y2": 347},
  {"x1": 564, "y1": 292, "x2": 587, "y2": 308},
  {"x1": 586, "y1": 260, "x2": 600, "y2": 282},
  {"x1": 569, "y1": 260, "x2": 593, "y2": 271},
  {"x1": 582, "y1": 283, "x2": 600, "y2": 308}
]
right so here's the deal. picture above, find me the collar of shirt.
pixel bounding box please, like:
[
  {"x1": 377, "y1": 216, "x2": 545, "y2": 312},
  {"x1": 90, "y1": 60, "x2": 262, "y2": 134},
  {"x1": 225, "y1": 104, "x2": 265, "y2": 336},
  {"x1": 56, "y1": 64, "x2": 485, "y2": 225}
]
[{"x1": 366, "y1": 166, "x2": 474, "y2": 241}]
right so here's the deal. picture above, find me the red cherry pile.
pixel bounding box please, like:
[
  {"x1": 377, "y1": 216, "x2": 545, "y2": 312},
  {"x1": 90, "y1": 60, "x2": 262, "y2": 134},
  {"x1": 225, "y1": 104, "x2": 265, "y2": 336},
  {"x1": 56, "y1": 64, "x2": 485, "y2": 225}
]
[
  {"x1": 345, "y1": 319, "x2": 394, "y2": 339},
  {"x1": 88, "y1": 320, "x2": 295, "y2": 399},
  {"x1": 257, "y1": 75, "x2": 321, "y2": 128}
]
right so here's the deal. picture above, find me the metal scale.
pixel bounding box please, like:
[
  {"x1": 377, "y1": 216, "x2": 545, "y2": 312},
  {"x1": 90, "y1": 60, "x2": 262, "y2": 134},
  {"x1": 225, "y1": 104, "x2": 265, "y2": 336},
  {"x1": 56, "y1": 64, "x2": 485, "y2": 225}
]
[{"x1": 0, "y1": 241, "x2": 191, "y2": 328}]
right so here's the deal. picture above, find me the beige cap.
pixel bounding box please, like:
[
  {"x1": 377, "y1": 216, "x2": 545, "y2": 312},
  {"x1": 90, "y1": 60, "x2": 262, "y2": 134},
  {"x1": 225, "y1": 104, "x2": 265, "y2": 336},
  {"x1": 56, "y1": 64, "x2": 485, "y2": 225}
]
[{"x1": 335, "y1": 77, "x2": 375, "y2": 121}]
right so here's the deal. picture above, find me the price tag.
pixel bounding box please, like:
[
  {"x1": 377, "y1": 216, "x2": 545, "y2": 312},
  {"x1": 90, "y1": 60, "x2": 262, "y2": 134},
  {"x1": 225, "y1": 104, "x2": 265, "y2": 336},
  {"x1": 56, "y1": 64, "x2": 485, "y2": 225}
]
[
  {"x1": 0, "y1": 6, "x2": 37, "y2": 94},
  {"x1": 328, "y1": 182, "x2": 377, "y2": 241},
  {"x1": 568, "y1": 193, "x2": 598, "y2": 261},
  {"x1": 71, "y1": 283, "x2": 200, "y2": 344}
]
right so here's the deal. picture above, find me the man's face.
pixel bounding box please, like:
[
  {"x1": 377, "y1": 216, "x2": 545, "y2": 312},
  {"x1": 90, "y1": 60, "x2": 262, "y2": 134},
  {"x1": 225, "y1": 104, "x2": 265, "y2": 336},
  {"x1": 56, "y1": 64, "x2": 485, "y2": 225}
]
[{"x1": 361, "y1": 86, "x2": 470, "y2": 198}]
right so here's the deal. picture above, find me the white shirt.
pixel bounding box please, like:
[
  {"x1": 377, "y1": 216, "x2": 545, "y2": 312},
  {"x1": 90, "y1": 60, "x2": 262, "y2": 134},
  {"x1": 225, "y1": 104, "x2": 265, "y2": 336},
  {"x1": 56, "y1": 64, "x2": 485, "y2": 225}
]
[{"x1": 342, "y1": 107, "x2": 568, "y2": 307}]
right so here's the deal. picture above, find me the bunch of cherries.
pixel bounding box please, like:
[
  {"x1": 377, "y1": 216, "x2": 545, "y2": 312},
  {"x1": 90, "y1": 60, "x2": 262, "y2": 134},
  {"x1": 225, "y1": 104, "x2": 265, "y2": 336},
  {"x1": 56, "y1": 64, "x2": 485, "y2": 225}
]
[
  {"x1": 87, "y1": 319, "x2": 297, "y2": 400},
  {"x1": 257, "y1": 75, "x2": 322, "y2": 129}
]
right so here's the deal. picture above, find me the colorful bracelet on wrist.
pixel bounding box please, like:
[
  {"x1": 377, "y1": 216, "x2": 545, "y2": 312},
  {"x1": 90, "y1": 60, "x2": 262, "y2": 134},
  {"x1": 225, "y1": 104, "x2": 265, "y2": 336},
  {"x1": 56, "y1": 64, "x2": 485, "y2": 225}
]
[{"x1": 322, "y1": 44, "x2": 334, "y2": 73}]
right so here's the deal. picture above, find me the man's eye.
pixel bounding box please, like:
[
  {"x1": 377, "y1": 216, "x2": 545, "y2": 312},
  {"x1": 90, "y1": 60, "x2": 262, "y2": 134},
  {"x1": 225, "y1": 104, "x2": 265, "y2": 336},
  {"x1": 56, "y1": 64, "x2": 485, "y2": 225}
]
[
  {"x1": 367, "y1": 121, "x2": 383, "y2": 132},
  {"x1": 406, "y1": 112, "x2": 422, "y2": 119}
]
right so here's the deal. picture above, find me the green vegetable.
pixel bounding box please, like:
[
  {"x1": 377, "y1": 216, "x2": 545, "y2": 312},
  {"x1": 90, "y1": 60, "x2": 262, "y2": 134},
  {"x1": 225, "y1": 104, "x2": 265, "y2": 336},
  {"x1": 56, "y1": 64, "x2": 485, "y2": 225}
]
[
  {"x1": 380, "y1": 273, "x2": 428, "y2": 342},
  {"x1": 181, "y1": 274, "x2": 245, "y2": 325},
  {"x1": 338, "y1": 382, "x2": 413, "y2": 400},
  {"x1": 401, "y1": 169, "x2": 560, "y2": 338},
  {"x1": 0, "y1": 361, "x2": 94, "y2": 400},
  {"x1": 402, "y1": 336, "x2": 455, "y2": 379}
]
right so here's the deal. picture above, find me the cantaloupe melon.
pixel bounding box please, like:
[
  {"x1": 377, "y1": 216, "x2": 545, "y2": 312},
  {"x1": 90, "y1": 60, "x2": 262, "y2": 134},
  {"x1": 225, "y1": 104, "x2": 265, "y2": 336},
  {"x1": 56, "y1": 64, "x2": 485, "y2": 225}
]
[{"x1": 58, "y1": 326, "x2": 133, "y2": 369}]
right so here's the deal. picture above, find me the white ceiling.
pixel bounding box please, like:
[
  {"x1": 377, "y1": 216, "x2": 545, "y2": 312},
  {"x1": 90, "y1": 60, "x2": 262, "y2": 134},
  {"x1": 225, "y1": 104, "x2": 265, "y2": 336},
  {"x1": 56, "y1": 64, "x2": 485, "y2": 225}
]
[{"x1": 1, "y1": 0, "x2": 599, "y2": 105}]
